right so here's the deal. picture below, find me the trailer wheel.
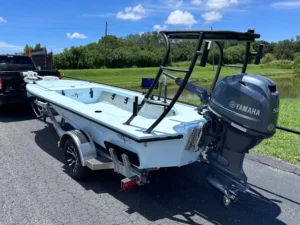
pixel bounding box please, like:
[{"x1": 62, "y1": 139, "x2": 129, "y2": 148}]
[
  {"x1": 30, "y1": 98, "x2": 44, "y2": 118},
  {"x1": 64, "y1": 138, "x2": 88, "y2": 180}
]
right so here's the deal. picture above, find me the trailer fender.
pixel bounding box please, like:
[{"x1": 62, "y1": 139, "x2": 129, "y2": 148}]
[{"x1": 58, "y1": 130, "x2": 97, "y2": 166}]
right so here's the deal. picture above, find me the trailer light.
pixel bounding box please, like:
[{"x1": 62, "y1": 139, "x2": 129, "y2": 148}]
[{"x1": 121, "y1": 178, "x2": 137, "y2": 191}]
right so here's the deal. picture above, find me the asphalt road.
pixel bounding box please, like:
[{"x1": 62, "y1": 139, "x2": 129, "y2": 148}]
[{"x1": 1, "y1": 104, "x2": 300, "y2": 225}]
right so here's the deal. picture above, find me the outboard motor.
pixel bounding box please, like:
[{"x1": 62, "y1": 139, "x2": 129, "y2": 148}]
[{"x1": 198, "y1": 73, "x2": 279, "y2": 206}]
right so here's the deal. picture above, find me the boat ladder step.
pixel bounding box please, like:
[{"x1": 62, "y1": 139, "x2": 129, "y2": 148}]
[{"x1": 86, "y1": 155, "x2": 114, "y2": 170}]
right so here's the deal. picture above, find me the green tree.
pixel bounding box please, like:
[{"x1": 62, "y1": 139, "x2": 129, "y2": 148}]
[
  {"x1": 23, "y1": 44, "x2": 33, "y2": 55},
  {"x1": 274, "y1": 39, "x2": 295, "y2": 60},
  {"x1": 224, "y1": 44, "x2": 246, "y2": 64},
  {"x1": 23, "y1": 43, "x2": 42, "y2": 55},
  {"x1": 253, "y1": 41, "x2": 276, "y2": 55},
  {"x1": 48, "y1": 31, "x2": 300, "y2": 69}
]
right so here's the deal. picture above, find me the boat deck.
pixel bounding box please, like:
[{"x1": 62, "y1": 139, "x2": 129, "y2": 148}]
[{"x1": 27, "y1": 79, "x2": 204, "y2": 140}]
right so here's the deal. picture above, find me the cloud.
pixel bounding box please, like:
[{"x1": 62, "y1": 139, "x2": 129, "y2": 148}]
[
  {"x1": 191, "y1": 0, "x2": 203, "y2": 5},
  {"x1": 165, "y1": 10, "x2": 197, "y2": 26},
  {"x1": 153, "y1": 24, "x2": 168, "y2": 31},
  {"x1": 201, "y1": 11, "x2": 222, "y2": 23},
  {"x1": 66, "y1": 32, "x2": 88, "y2": 39},
  {"x1": 116, "y1": 4, "x2": 146, "y2": 21},
  {"x1": 271, "y1": 1, "x2": 300, "y2": 8},
  {"x1": 0, "y1": 41, "x2": 23, "y2": 53},
  {"x1": 0, "y1": 41, "x2": 21, "y2": 49},
  {"x1": 146, "y1": 0, "x2": 243, "y2": 14},
  {"x1": 206, "y1": 0, "x2": 238, "y2": 11},
  {"x1": 166, "y1": 0, "x2": 183, "y2": 8},
  {"x1": 200, "y1": 0, "x2": 238, "y2": 23},
  {"x1": 0, "y1": 17, "x2": 7, "y2": 23}
]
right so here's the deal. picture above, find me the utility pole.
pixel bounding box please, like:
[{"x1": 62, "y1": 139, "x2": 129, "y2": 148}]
[
  {"x1": 211, "y1": 27, "x2": 215, "y2": 71},
  {"x1": 104, "y1": 21, "x2": 108, "y2": 68}
]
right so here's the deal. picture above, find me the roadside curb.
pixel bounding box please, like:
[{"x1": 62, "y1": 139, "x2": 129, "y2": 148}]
[{"x1": 246, "y1": 152, "x2": 300, "y2": 176}]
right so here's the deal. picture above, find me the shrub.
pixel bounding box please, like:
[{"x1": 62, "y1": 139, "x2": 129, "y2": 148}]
[
  {"x1": 260, "y1": 60, "x2": 293, "y2": 69},
  {"x1": 223, "y1": 44, "x2": 245, "y2": 64},
  {"x1": 261, "y1": 53, "x2": 275, "y2": 64},
  {"x1": 293, "y1": 53, "x2": 300, "y2": 60},
  {"x1": 292, "y1": 56, "x2": 300, "y2": 74}
]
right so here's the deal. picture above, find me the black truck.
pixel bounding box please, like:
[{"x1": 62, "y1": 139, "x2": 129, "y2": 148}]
[{"x1": 0, "y1": 55, "x2": 61, "y2": 105}]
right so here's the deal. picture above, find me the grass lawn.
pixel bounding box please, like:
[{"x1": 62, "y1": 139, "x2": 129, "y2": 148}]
[
  {"x1": 60, "y1": 64, "x2": 294, "y2": 90},
  {"x1": 253, "y1": 99, "x2": 300, "y2": 165},
  {"x1": 60, "y1": 65, "x2": 300, "y2": 165}
]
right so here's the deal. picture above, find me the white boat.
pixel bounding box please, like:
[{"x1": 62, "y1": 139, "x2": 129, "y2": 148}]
[
  {"x1": 26, "y1": 77, "x2": 204, "y2": 169},
  {"x1": 24, "y1": 29, "x2": 281, "y2": 207}
]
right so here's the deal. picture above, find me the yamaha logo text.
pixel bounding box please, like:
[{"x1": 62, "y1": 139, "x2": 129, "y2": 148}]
[{"x1": 229, "y1": 101, "x2": 260, "y2": 116}]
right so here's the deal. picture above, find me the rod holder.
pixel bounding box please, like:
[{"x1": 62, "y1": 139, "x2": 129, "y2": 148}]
[
  {"x1": 200, "y1": 41, "x2": 211, "y2": 67},
  {"x1": 123, "y1": 96, "x2": 139, "y2": 125},
  {"x1": 254, "y1": 44, "x2": 264, "y2": 65}
]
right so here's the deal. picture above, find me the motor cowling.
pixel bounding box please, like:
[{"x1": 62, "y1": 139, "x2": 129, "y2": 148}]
[
  {"x1": 209, "y1": 74, "x2": 280, "y2": 138},
  {"x1": 199, "y1": 74, "x2": 280, "y2": 201}
]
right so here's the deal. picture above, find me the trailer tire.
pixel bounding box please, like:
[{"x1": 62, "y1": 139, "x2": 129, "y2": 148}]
[
  {"x1": 30, "y1": 98, "x2": 44, "y2": 119},
  {"x1": 64, "y1": 138, "x2": 88, "y2": 180}
]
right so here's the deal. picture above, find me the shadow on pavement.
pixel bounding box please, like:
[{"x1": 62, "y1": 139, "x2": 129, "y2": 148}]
[
  {"x1": 33, "y1": 123, "x2": 286, "y2": 225},
  {"x1": 0, "y1": 102, "x2": 35, "y2": 123},
  {"x1": 249, "y1": 183, "x2": 300, "y2": 207}
]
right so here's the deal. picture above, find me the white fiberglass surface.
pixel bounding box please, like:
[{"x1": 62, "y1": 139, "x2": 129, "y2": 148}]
[{"x1": 27, "y1": 79, "x2": 204, "y2": 139}]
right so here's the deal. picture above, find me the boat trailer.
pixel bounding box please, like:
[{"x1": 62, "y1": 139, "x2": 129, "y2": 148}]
[{"x1": 33, "y1": 100, "x2": 151, "y2": 190}]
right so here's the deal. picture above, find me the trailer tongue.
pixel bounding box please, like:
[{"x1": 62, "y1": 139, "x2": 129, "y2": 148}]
[{"x1": 24, "y1": 28, "x2": 286, "y2": 208}]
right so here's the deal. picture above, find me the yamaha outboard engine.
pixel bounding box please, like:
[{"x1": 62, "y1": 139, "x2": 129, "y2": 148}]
[{"x1": 198, "y1": 73, "x2": 279, "y2": 206}]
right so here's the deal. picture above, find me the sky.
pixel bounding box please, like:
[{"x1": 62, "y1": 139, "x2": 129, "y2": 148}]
[{"x1": 0, "y1": 0, "x2": 299, "y2": 54}]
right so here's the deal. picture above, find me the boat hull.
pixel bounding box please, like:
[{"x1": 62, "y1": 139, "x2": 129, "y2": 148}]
[
  {"x1": 26, "y1": 78, "x2": 206, "y2": 169},
  {"x1": 52, "y1": 104, "x2": 205, "y2": 169}
]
